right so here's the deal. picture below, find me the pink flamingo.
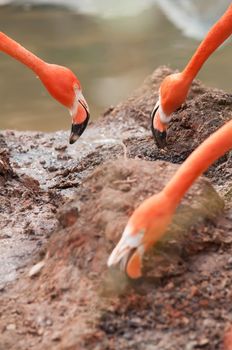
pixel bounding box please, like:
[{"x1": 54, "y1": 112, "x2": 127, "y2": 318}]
[
  {"x1": 0, "y1": 32, "x2": 89, "y2": 144},
  {"x1": 108, "y1": 119, "x2": 232, "y2": 278},
  {"x1": 151, "y1": 4, "x2": 232, "y2": 148}
]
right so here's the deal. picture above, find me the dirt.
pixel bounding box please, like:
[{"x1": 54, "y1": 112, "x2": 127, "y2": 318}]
[{"x1": 0, "y1": 66, "x2": 231, "y2": 350}]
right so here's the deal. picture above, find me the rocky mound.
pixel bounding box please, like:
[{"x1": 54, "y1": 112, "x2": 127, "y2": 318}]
[{"x1": 0, "y1": 66, "x2": 231, "y2": 350}]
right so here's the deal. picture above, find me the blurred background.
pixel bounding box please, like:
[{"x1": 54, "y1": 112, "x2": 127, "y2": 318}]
[{"x1": 0, "y1": 0, "x2": 231, "y2": 131}]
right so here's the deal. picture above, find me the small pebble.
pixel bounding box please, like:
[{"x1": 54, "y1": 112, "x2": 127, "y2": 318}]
[
  {"x1": 51, "y1": 332, "x2": 61, "y2": 341},
  {"x1": 185, "y1": 341, "x2": 197, "y2": 350},
  {"x1": 29, "y1": 260, "x2": 45, "y2": 277},
  {"x1": 197, "y1": 337, "x2": 209, "y2": 347},
  {"x1": 38, "y1": 328, "x2": 44, "y2": 336},
  {"x1": 6, "y1": 324, "x2": 16, "y2": 331}
]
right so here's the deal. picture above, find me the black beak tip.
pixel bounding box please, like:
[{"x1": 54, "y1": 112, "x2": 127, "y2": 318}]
[
  {"x1": 69, "y1": 133, "x2": 78, "y2": 144},
  {"x1": 151, "y1": 127, "x2": 167, "y2": 149},
  {"x1": 150, "y1": 103, "x2": 167, "y2": 148},
  {"x1": 69, "y1": 114, "x2": 90, "y2": 145}
]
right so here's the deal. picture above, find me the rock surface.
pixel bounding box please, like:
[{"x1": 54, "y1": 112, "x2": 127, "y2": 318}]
[{"x1": 0, "y1": 66, "x2": 231, "y2": 350}]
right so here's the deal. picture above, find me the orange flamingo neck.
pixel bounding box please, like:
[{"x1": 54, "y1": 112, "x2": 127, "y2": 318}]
[
  {"x1": 163, "y1": 120, "x2": 232, "y2": 206},
  {"x1": 0, "y1": 32, "x2": 46, "y2": 74},
  {"x1": 182, "y1": 4, "x2": 232, "y2": 84}
]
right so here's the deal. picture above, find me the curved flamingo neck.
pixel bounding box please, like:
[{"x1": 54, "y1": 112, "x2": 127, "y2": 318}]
[
  {"x1": 0, "y1": 32, "x2": 46, "y2": 75},
  {"x1": 163, "y1": 120, "x2": 232, "y2": 206},
  {"x1": 182, "y1": 4, "x2": 232, "y2": 84}
]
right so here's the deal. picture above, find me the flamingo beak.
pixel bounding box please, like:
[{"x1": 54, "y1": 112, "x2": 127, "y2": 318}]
[
  {"x1": 69, "y1": 111, "x2": 90, "y2": 144},
  {"x1": 69, "y1": 97, "x2": 90, "y2": 144},
  {"x1": 107, "y1": 227, "x2": 145, "y2": 279},
  {"x1": 151, "y1": 103, "x2": 167, "y2": 149}
]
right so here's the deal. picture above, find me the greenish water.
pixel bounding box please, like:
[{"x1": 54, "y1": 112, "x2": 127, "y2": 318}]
[{"x1": 0, "y1": 5, "x2": 231, "y2": 131}]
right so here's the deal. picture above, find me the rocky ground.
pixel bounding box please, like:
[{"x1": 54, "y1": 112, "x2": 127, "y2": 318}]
[{"x1": 0, "y1": 66, "x2": 231, "y2": 350}]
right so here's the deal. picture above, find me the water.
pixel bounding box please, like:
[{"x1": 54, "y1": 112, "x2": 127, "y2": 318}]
[{"x1": 0, "y1": 2, "x2": 231, "y2": 132}]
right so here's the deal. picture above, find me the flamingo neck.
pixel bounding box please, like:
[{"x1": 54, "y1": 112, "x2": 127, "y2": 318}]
[
  {"x1": 0, "y1": 32, "x2": 46, "y2": 75},
  {"x1": 163, "y1": 120, "x2": 232, "y2": 206},
  {"x1": 182, "y1": 4, "x2": 232, "y2": 84}
]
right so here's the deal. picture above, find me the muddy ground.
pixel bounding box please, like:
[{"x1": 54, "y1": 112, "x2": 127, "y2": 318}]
[{"x1": 0, "y1": 66, "x2": 231, "y2": 350}]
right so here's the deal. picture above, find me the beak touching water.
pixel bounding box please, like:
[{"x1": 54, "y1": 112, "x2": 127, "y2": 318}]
[
  {"x1": 151, "y1": 102, "x2": 167, "y2": 149},
  {"x1": 69, "y1": 94, "x2": 90, "y2": 144},
  {"x1": 107, "y1": 224, "x2": 146, "y2": 279}
]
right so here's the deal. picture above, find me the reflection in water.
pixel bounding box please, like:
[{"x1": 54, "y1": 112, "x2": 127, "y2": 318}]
[{"x1": 0, "y1": 2, "x2": 231, "y2": 131}]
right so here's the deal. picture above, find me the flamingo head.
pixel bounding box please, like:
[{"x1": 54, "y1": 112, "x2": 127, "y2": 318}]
[
  {"x1": 107, "y1": 192, "x2": 174, "y2": 279},
  {"x1": 151, "y1": 73, "x2": 189, "y2": 148},
  {"x1": 39, "y1": 63, "x2": 90, "y2": 144}
]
